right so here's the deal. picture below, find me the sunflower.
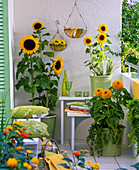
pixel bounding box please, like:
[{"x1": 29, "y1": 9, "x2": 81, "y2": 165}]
[
  {"x1": 112, "y1": 80, "x2": 124, "y2": 90},
  {"x1": 98, "y1": 23, "x2": 108, "y2": 33},
  {"x1": 32, "y1": 21, "x2": 44, "y2": 31},
  {"x1": 97, "y1": 33, "x2": 107, "y2": 43},
  {"x1": 52, "y1": 56, "x2": 64, "y2": 74},
  {"x1": 102, "y1": 89, "x2": 112, "y2": 99},
  {"x1": 19, "y1": 35, "x2": 39, "y2": 55},
  {"x1": 94, "y1": 88, "x2": 103, "y2": 96},
  {"x1": 83, "y1": 36, "x2": 93, "y2": 46},
  {"x1": 60, "y1": 40, "x2": 66, "y2": 45},
  {"x1": 53, "y1": 39, "x2": 60, "y2": 45}
]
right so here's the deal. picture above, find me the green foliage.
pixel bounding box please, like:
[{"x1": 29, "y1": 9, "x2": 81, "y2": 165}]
[
  {"x1": 120, "y1": 0, "x2": 139, "y2": 72},
  {"x1": 87, "y1": 84, "x2": 131, "y2": 156},
  {"x1": 126, "y1": 99, "x2": 139, "y2": 158},
  {"x1": 16, "y1": 24, "x2": 60, "y2": 110}
]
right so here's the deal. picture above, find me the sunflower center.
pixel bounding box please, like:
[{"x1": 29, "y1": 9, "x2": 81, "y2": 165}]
[
  {"x1": 86, "y1": 39, "x2": 91, "y2": 44},
  {"x1": 104, "y1": 91, "x2": 107, "y2": 94},
  {"x1": 24, "y1": 39, "x2": 36, "y2": 50},
  {"x1": 117, "y1": 82, "x2": 120, "y2": 85},
  {"x1": 55, "y1": 61, "x2": 61, "y2": 70},
  {"x1": 97, "y1": 90, "x2": 100, "y2": 92},
  {"x1": 101, "y1": 26, "x2": 106, "y2": 31},
  {"x1": 34, "y1": 23, "x2": 42, "y2": 29},
  {"x1": 100, "y1": 35, "x2": 105, "y2": 40}
]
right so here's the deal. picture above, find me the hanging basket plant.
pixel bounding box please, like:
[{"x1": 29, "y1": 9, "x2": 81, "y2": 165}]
[
  {"x1": 64, "y1": 0, "x2": 87, "y2": 38},
  {"x1": 50, "y1": 20, "x2": 67, "y2": 51}
]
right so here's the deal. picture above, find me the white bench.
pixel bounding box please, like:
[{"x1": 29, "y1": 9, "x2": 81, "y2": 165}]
[{"x1": 66, "y1": 112, "x2": 91, "y2": 151}]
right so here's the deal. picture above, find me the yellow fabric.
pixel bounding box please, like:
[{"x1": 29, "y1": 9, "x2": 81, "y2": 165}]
[
  {"x1": 133, "y1": 80, "x2": 139, "y2": 99},
  {"x1": 45, "y1": 153, "x2": 69, "y2": 170},
  {"x1": 45, "y1": 151, "x2": 56, "y2": 158}
]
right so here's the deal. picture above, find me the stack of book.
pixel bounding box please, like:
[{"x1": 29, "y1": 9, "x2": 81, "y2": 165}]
[{"x1": 65, "y1": 102, "x2": 90, "y2": 114}]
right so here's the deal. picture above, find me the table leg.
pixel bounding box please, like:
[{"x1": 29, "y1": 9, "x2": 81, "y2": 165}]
[
  {"x1": 71, "y1": 117, "x2": 75, "y2": 151},
  {"x1": 61, "y1": 100, "x2": 64, "y2": 144}
]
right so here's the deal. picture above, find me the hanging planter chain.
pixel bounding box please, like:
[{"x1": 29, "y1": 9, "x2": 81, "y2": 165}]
[{"x1": 51, "y1": 20, "x2": 64, "y2": 40}]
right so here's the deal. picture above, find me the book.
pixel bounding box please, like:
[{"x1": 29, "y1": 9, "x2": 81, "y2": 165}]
[{"x1": 65, "y1": 108, "x2": 89, "y2": 114}]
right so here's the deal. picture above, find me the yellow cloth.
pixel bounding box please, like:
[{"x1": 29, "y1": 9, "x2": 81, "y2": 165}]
[
  {"x1": 45, "y1": 153, "x2": 69, "y2": 170},
  {"x1": 133, "y1": 80, "x2": 139, "y2": 99},
  {"x1": 45, "y1": 151, "x2": 56, "y2": 158}
]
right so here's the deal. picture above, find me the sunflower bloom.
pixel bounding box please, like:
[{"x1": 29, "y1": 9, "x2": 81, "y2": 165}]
[
  {"x1": 5, "y1": 126, "x2": 13, "y2": 131},
  {"x1": 19, "y1": 35, "x2": 39, "y2": 55},
  {"x1": 98, "y1": 23, "x2": 108, "y2": 33},
  {"x1": 7, "y1": 158, "x2": 18, "y2": 167},
  {"x1": 97, "y1": 33, "x2": 107, "y2": 43},
  {"x1": 60, "y1": 39, "x2": 66, "y2": 45},
  {"x1": 94, "y1": 88, "x2": 103, "y2": 96},
  {"x1": 72, "y1": 151, "x2": 80, "y2": 157},
  {"x1": 52, "y1": 56, "x2": 64, "y2": 74},
  {"x1": 112, "y1": 80, "x2": 124, "y2": 90},
  {"x1": 83, "y1": 36, "x2": 93, "y2": 46},
  {"x1": 102, "y1": 89, "x2": 112, "y2": 99},
  {"x1": 53, "y1": 39, "x2": 60, "y2": 45},
  {"x1": 31, "y1": 157, "x2": 39, "y2": 164},
  {"x1": 15, "y1": 130, "x2": 21, "y2": 136},
  {"x1": 13, "y1": 121, "x2": 23, "y2": 126},
  {"x1": 15, "y1": 146, "x2": 22, "y2": 151},
  {"x1": 84, "y1": 149, "x2": 88, "y2": 153},
  {"x1": 23, "y1": 162, "x2": 30, "y2": 168},
  {"x1": 92, "y1": 163, "x2": 100, "y2": 169},
  {"x1": 85, "y1": 160, "x2": 92, "y2": 165},
  {"x1": 32, "y1": 21, "x2": 44, "y2": 31}
]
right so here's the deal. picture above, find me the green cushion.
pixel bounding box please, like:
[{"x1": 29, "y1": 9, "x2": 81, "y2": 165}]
[
  {"x1": 11, "y1": 106, "x2": 49, "y2": 118},
  {"x1": 21, "y1": 120, "x2": 49, "y2": 138}
]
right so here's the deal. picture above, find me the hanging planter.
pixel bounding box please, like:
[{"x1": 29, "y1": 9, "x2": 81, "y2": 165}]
[
  {"x1": 50, "y1": 20, "x2": 67, "y2": 51},
  {"x1": 64, "y1": 0, "x2": 87, "y2": 38}
]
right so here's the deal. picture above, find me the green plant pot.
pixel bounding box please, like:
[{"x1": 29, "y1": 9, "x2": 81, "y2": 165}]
[
  {"x1": 41, "y1": 113, "x2": 56, "y2": 139},
  {"x1": 90, "y1": 75, "x2": 111, "y2": 96},
  {"x1": 101, "y1": 127, "x2": 124, "y2": 156}
]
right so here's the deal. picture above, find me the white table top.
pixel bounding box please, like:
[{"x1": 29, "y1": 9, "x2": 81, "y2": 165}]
[
  {"x1": 67, "y1": 112, "x2": 91, "y2": 117},
  {"x1": 59, "y1": 96, "x2": 92, "y2": 100}
]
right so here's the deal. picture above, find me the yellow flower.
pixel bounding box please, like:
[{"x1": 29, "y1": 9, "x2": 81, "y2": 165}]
[
  {"x1": 23, "y1": 162, "x2": 29, "y2": 168},
  {"x1": 53, "y1": 39, "x2": 60, "y2": 45},
  {"x1": 98, "y1": 23, "x2": 108, "y2": 33},
  {"x1": 19, "y1": 35, "x2": 39, "y2": 55},
  {"x1": 27, "y1": 150, "x2": 34, "y2": 154},
  {"x1": 15, "y1": 146, "x2": 22, "y2": 151},
  {"x1": 52, "y1": 56, "x2": 64, "y2": 74},
  {"x1": 102, "y1": 89, "x2": 112, "y2": 99},
  {"x1": 32, "y1": 21, "x2": 44, "y2": 31},
  {"x1": 29, "y1": 132, "x2": 33, "y2": 135},
  {"x1": 5, "y1": 126, "x2": 13, "y2": 131},
  {"x1": 94, "y1": 88, "x2": 104, "y2": 96},
  {"x1": 27, "y1": 164, "x2": 32, "y2": 170},
  {"x1": 22, "y1": 127, "x2": 27, "y2": 130},
  {"x1": 92, "y1": 163, "x2": 100, "y2": 169},
  {"x1": 60, "y1": 39, "x2": 66, "y2": 45},
  {"x1": 83, "y1": 36, "x2": 93, "y2": 46},
  {"x1": 85, "y1": 160, "x2": 92, "y2": 165},
  {"x1": 84, "y1": 149, "x2": 88, "y2": 153},
  {"x1": 0, "y1": 100, "x2": 2, "y2": 103},
  {"x1": 13, "y1": 121, "x2": 23, "y2": 126},
  {"x1": 97, "y1": 33, "x2": 107, "y2": 43},
  {"x1": 112, "y1": 80, "x2": 124, "y2": 90},
  {"x1": 7, "y1": 158, "x2": 18, "y2": 167},
  {"x1": 15, "y1": 130, "x2": 21, "y2": 135},
  {"x1": 31, "y1": 157, "x2": 39, "y2": 164}
]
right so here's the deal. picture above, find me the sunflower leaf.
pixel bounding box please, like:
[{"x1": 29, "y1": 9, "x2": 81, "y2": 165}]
[
  {"x1": 43, "y1": 51, "x2": 54, "y2": 57},
  {"x1": 19, "y1": 49, "x2": 23, "y2": 56},
  {"x1": 24, "y1": 84, "x2": 36, "y2": 93},
  {"x1": 42, "y1": 33, "x2": 51, "y2": 36}
]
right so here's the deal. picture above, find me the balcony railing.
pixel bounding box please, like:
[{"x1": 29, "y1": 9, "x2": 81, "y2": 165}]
[{"x1": 125, "y1": 61, "x2": 139, "y2": 79}]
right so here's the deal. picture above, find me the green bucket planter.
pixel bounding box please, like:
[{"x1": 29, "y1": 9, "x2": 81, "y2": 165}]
[
  {"x1": 101, "y1": 126, "x2": 124, "y2": 156},
  {"x1": 90, "y1": 75, "x2": 111, "y2": 96},
  {"x1": 41, "y1": 113, "x2": 56, "y2": 139}
]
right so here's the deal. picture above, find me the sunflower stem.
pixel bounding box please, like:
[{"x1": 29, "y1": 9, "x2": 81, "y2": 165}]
[
  {"x1": 30, "y1": 55, "x2": 34, "y2": 105},
  {"x1": 39, "y1": 33, "x2": 43, "y2": 59},
  {"x1": 45, "y1": 91, "x2": 49, "y2": 108}
]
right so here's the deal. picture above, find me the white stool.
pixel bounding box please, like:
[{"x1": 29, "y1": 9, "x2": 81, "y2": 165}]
[{"x1": 67, "y1": 112, "x2": 91, "y2": 151}]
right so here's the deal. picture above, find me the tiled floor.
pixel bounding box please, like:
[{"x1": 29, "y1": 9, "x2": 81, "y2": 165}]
[{"x1": 58, "y1": 140, "x2": 138, "y2": 170}]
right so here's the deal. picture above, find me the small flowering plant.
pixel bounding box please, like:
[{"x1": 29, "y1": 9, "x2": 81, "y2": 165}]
[
  {"x1": 87, "y1": 80, "x2": 132, "y2": 156},
  {"x1": 59, "y1": 149, "x2": 100, "y2": 170},
  {"x1": 83, "y1": 23, "x2": 119, "y2": 76},
  {"x1": 0, "y1": 120, "x2": 39, "y2": 169}
]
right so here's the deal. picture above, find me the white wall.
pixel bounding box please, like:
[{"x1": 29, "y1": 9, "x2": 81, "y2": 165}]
[{"x1": 13, "y1": 0, "x2": 122, "y2": 140}]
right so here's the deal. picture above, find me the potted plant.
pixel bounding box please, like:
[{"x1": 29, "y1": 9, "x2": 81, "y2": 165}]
[
  {"x1": 16, "y1": 21, "x2": 64, "y2": 138},
  {"x1": 83, "y1": 23, "x2": 119, "y2": 95},
  {"x1": 87, "y1": 80, "x2": 132, "y2": 156},
  {"x1": 126, "y1": 99, "x2": 139, "y2": 159}
]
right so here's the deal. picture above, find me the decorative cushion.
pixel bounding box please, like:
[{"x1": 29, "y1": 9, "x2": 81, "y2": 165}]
[
  {"x1": 11, "y1": 106, "x2": 49, "y2": 119},
  {"x1": 21, "y1": 120, "x2": 49, "y2": 138}
]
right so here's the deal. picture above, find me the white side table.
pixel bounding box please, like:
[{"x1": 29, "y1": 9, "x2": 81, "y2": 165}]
[
  {"x1": 67, "y1": 112, "x2": 91, "y2": 151},
  {"x1": 59, "y1": 96, "x2": 92, "y2": 145}
]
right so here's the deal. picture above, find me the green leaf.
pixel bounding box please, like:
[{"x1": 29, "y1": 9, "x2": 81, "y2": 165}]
[
  {"x1": 35, "y1": 74, "x2": 50, "y2": 89},
  {"x1": 86, "y1": 48, "x2": 91, "y2": 53},
  {"x1": 42, "y1": 40, "x2": 49, "y2": 46},
  {"x1": 43, "y1": 51, "x2": 54, "y2": 57},
  {"x1": 42, "y1": 33, "x2": 51, "y2": 36},
  {"x1": 24, "y1": 84, "x2": 36, "y2": 93},
  {"x1": 16, "y1": 77, "x2": 29, "y2": 90},
  {"x1": 19, "y1": 49, "x2": 23, "y2": 56},
  {"x1": 106, "y1": 118, "x2": 116, "y2": 130}
]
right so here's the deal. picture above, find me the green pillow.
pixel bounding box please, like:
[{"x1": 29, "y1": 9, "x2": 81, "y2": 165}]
[
  {"x1": 11, "y1": 106, "x2": 49, "y2": 118},
  {"x1": 21, "y1": 120, "x2": 49, "y2": 138}
]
